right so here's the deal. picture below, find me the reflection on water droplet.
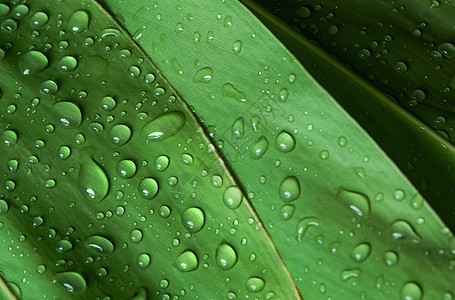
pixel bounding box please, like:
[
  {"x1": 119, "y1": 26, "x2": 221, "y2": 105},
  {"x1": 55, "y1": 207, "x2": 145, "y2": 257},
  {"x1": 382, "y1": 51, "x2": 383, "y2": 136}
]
[
  {"x1": 246, "y1": 277, "x2": 265, "y2": 293},
  {"x1": 116, "y1": 159, "x2": 136, "y2": 179},
  {"x1": 340, "y1": 268, "x2": 360, "y2": 282},
  {"x1": 337, "y1": 187, "x2": 370, "y2": 216},
  {"x1": 350, "y1": 242, "x2": 371, "y2": 262},
  {"x1": 232, "y1": 117, "x2": 244, "y2": 139},
  {"x1": 129, "y1": 229, "x2": 143, "y2": 244},
  {"x1": 142, "y1": 112, "x2": 186, "y2": 142},
  {"x1": 296, "y1": 217, "x2": 319, "y2": 241},
  {"x1": 154, "y1": 155, "x2": 170, "y2": 172},
  {"x1": 181, "y1": 207, "x2": 205, "y2": 233},
  {"x1": 1, "y1": 130, "x2": 18, "y2": 146},
  {"x1": 137, "y1": 253, "x2": 151, "y2": 269},
  {"x1": 400, "y1": 281, "x2": 423, "y2": 300},
  {"x1": 232, "y1": 40, "x2": 242, "y2": 55},
  {"x1": 175, "y1": 250, "x2": 198, "y2": 272},
  {"x1": 57, "y1": 56, "x2": 78, "y2": 72},
  {"x1": 279, "y1": 176, "x2": 300, "y2": 202},
  {"x1": 279, "y1": 204, "x2": 296, "y2": 221},
  {"x1": 383, "y1": 250, "x2": 398, "y2": 267}
]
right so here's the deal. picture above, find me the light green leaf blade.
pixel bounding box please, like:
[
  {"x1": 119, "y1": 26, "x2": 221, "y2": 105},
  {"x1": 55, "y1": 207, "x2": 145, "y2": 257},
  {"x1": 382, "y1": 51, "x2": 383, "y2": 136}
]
[
  {"x1": 0, "y1": 1, "x2": 299, "y2": 299},
  {"x1": 100, "y1": 0, "x2": 455, "y2": 298}
]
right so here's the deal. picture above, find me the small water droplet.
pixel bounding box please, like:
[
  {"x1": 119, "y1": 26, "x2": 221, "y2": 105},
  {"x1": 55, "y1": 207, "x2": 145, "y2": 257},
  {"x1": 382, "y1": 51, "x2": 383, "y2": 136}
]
[
  {"x1": 232, "y1": 40, "x2": 243, "y2": 55},
  {"x1": 383, "y1": 250, "x2": 398, "y2": 267},
  {"x1": 232, "y1": 117, "x2": 244, "y2": 139},
  {"x1": 137, "y1": 253, "x2": 151, "y2": 269},
  {"x1": 129, "y1": 229, "x2": 143, "y2": 244},
  {"x1": 279, "y1": 204, "x2": 296, "y2": 221},
  {"x1": 154, "y1": 155, "x2": 170, "y2": 172},
  {"x1": 340, "y1": 268, "x2": 360, "y2": 282},
  {"x1": 223, "y1": 186, "x2": 242, "y2": 209},
  {"x1": 108, "y1": 124, "x2": 131, "y2": 146},
  {"x1": 30, "y1": 11, "x2": 49, "y2": 28},
  {"x1": 52, "y1": 101, "x2": 82, "y2": 129},
  {"x1": 275, "y1": 131, "x2": 295, "y2": 152},
  {"x1": 57, "y1": 56, "x2": 78, "y2": 72}
]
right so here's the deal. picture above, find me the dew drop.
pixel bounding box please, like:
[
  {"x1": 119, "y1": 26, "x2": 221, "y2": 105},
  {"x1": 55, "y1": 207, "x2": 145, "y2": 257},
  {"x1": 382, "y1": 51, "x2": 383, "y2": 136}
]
[
  {"x1": 181, "y1": 207, "x2": 205, "y2": 233},
  {"x1": 57, "y1": 56, "x2": 78, "y2": 72},
  {"x1": 30, "y1": 12, "x2": 49, "y2": 28},
  {"x1": 340, "y1": 268, "x2": 360, "y2": 282},
  {"x1": 251, "y1": 136, "x2": 269, "y2": 159},
  {"x1": 1, "y1": 130, "x2": 18, "y2": 146},
  {"x1": 138, "y1": 177, "x2": 159, "y2": 200},
  {"x1": 53, "y1": 272, "x2": 87, "y2": 293},
  {"x1": 108, "y1": 124, "x2": 132, "y2": 146},
  {"x1": 84, "y1": 235, "x2": 115, "y2": 254},
  {"x1": 19, "y1": 51, "x2": 48, "y2": 75},
  {"x1": 400, "y1": 282, "x2": 423, "y2": 300},
  {"x1": 154, "y1": 155, "x2": 170, "y2": 172},
  {"x1": 216, "y1": 242, "x2": 238, "y2": 270},
  {"x1": 180, "y1": 153, "x2": 194, "y2": 165},
  {"x1": 232, "y1": 40, "x2": 243, "y2": 55},
  {"x1": 57, "y1": 145, "x2": 71, "y2": 160},
  {"x1": 100, "y1": 96, "x2": 116, "y2": 111},
  {"x1": 116, "y1": 159, "x2": 137, "y2": 179},
  {"x1": 232, "y1": 117, "x2": 244, "y2": 139},
  {"x1": 68, "y1": 10, "x2": 89, "y2": 33},
  {"x1": 128, "y1": 65, "x2": 141, "y2": 78},
  {"x1": 222, "y1": 83, "x2": 246, "y2": 102},
  {"x1": 336, "y1": 187, "x2": 371, "y2": 216},
  {"x1": 175, "y1": 250, "x2": 198, "y2": 272},
  {"x1": 52, "y1": 101, "x2": 82, "y2": 129},
  {"x1": 193, "y1": 67, "x2": 213, "y2": 83},
  {"x1": 279, "y1": 176, "x2": 301, "y2": 202},
  {"x1": 40, "y1": 79, "x2": 58, "y2": 94},
  {"x1": 350, "y1": 242, "x2": 371, "y2": 262},
  {"x1": 137, "y1": 253, "x2": 151, "y2": 269},
  {"x1": 129, "y1": 229, "x2": 143, "y2": 244},
  {"x1": 296, "y1": 217, "x2": 319, "y2": 241},
  {"x1": 142, "y1": 112, "x2": 186, "y2": 142},
  {"x1": 78, "y1": 147, "x2": 109, "y2": 202},
  {"x1": 56, "y1": 240, "x2": 73, "y2": 252},
  {"x1": 223, "y1": 186, "x2": 243, "y2": 209},
  {"x1": 4, "y1": 180, "x2": 15, "y2": 192},
  {"x1": 438, "y1": 42, "x2": 455, "y2": 58},
  {"x1": 246, "y1": 277, "x2": 265, "y2": 293},
  {"x1": 390, "y1": 220, "x2": 421, "y2": 242},
  {"x1": 383, "y1": 250, "x2": 398, "y2": 267},
  {"x1": 31, "y1": 216, "x2": 44, "y2": 228},
  {"x1": 6, "y1": 159, "x2": 18, "y2": 172},
  {"x1": 0, "y1": 199, "x2": 9, "y2": 215},
  {"x1": 278, "y1": 88, "x2": 289, "y2": 102},
  {"x1": 279, "y1": 204, "x2": 296, "y2": 221},
  {"x1": 275, "y1": 131, "x2": 295, "y2": 153}
]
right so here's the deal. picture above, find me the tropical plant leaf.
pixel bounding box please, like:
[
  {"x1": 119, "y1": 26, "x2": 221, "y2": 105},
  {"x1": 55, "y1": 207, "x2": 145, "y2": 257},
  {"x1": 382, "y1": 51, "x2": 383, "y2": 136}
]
[
  {"x1": 0, "y1": 1, "x2": 299, "y2": 299},
  {"x1": 99, "y1": 0, "x2": 455, "y2": 299},
  {"x1": 239, "y1": 0, "x2": 455, "y2": 232},
  {"x1": 251, "y1": 0, "x2": 455, "y2": 145}
]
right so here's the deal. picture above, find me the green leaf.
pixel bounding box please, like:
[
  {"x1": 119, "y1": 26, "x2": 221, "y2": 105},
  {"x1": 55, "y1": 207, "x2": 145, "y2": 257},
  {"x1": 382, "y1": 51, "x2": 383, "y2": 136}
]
[{"x1": 0, "y1": 0, "x2": 454, "y2": 300}]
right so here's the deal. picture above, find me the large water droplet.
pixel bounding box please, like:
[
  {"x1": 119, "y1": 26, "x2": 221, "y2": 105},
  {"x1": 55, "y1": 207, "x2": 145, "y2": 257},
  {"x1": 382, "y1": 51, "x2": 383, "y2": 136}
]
[
  {"x1": 1, "y1": 130, "x2": 18, "y2": 146},
  {"x1": 390, "y1": 220, "x2": 421, "y2": 242},
  {"x1": 108, "y1": 124, "x2": 132, "y2": 146},
  {"x1": 68, "y1": 10, "x2": 89, "y2": 33},
  {"x1": 279, "y1": 176, "x2": 301, "y2": 202},
  {"x1": 84, "y1": 235, "x2": 114, "y2": 255},
  {"x1": 246, "y1": 277, "x2": 265, "y2": 293},
  {"x1": 400, "y1": 282, "x2": 423, "y2": 300},
  {"x1": 181, "y1": 207, "x2": 205, "y2": 233},
  {"x1": 222, "y1": 83, "x2": 246, "y2": 102},
  {"x1": 251, "y1": 136, "x2": 269, "y2": 159},
  {"x1": 142, "y1": 112, "x2": 185, "y2": 142},
  {"x1": 175, "y1": 250, "x2": 198, "y2": 272},
  {"x1": 296, "y1": 217, "x2": 319, "y2": 241},
  {"x1": 193, "y1": 67, "x2": 213, "y2": 83},
  {"x1": 53, "y1": 272, "x2": 87, "y2": 293},
  {"x1": 138, "y1": 177, "x2": 159, "y2": 199},
  {"x1": 337, "y1": 187, "x2": 370, "y2": 216},
  {"x1": 19, "y1": 51, "x2": 48, "y2": 75},
  {"x1": 216, "y1": 242, "x2": 237, "y2": 270},
  {"x1": 350, "y1": 242, "x2": 371, "y2": 262},
  {"x1": 438, "y1": 42, "x2": 455, "y2": 58},
  {"x1": 78, "y1": 147, "x2": 109, "y2": 202},
  {"x1": 52, "y1": 101, "x2": 82, "y2": 129},
  {"x1": 223, "y1": 186, "x2": 242, "y2": 209},
  {"x1": 116, "y1": 159, "x2": 137, "y2": 179}
]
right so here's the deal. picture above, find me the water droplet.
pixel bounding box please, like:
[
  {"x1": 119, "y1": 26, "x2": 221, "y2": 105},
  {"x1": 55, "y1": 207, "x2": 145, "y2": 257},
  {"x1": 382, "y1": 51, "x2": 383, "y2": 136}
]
[
  {"x1": 158, "y1": 205, "x2": 171, "y2": 218},
  {"x1": 278, "y1": 88, "x2": 289, "y2": 102},
  {"x1": 128, "y1": 65, "x2": 141, "y2": 78},
  {"x1": 40, "y1": 79, "x2": 58, "y2": 94},
  {"x1": 129, "y1": 229, "x2": 143, "y2": 244},
  {"x1": 116, "y1": 159, "x2": 136, "y2": 179},
  {"x1": 222, "y1": 83, "x2": 246, "y2": 102},
  {"x1": 350, "y1": 242, "x2": 371, "y2": 262},
  {"x1": 84, "y1": 235, "x2": 115, "y2": 254},
  {"x1": 279, "y1": 176, "x2": 301, "y2": 202},
  {"x1": 0, "y1": 199, "x2": 9, "y2": 215},
  {"x1": 400, "y1": 282, "x2": 423, "y2": 300},
  {"x1": 181, "y1": 207, "x2": 205, "y2": 233},
  {"x1": 36, "y1": 264, "x2": 46, "y2": 275},
  {"x1": 232, "y1": 117, "x2": 244, "y2": 139},
  {"x1": 438, "y1": 42, "x2": 455, "y2": 58},
  {"x1": 211, "y1": 175, "x2": 223, "y2": 188},
  {"x1": 154, "y1": 155, "x2": 170, "y2": 172},
  {"x1": 246, "y1": 277, "x2": 265, "y2": 293},
  {"x1": 232, "y1": 40, "x2": 243, "y2": 55},
  {"x1": 359, "y1": 48, "x2": 371, "y2": 59},
  {"x1": 19, "y1": 51, "x2": 48, "y2": 75},
  {"x1": 31, "y1": 216, "x2": 44, "y2": 228},
  {"x1": 4, "y1": 180, "x2": 15, "y2": 191},
  {"x1": 279, "y1": 204, "x2": 296, "y2": 221},
  {"x1": 56, "y1": 240, "x2": 73, "y2": 252},
  {"x1": 108, "y1": 124, "x2": 131, "y2": 146},
  {"x1": 6, "y1": 159, "x2": 18, "y2": 172},
  {"x1": 328, "y1": 25, "x2": 339, "y2": 35},
  {"x1": 175, "y1": 250, "x2": 198, "y2": 272},
  {"x1": 53, "y1": 272, "x2": 87, "y2": 293},
  {"x1": 0, "y1": 4, "x2": 9, "y2": 18},
  {"x1": 383, "y1": 250, "x2": 398, "y2": 266},
  {"x1": 275, "y1": 131, "x2": 295, "y2": 153},
  {"x1": 57, "y1": 56, "x2": 78, "y2": 72},
  {"x1": 137, "y1": 253, "x2": 151, "y2": 269},
  {"x1": 336, "y1": 187, "x2": 371, "y2": 216},
  {"x1": 216, "y1": 242, "x2": 238, "y2": 270},
  {"x1": 443, "y1": 292, "x2": 454, "y2": 300},
  {"x1": 340, "y1": 268, "x2": 360, "y2": 282},
  {"x1": 193, "y1": 67, "x2": 213, "y2": 83},
  {"x1": 52, "y1": 101, "x2": 82, "y2": 129},
  {"x1": 57, "y1": 145, "x2": 71, "y2": 160},
  {"x1": 1, "y1": 130, "x2": 18, "y2": 146},
  {"x1": 159, "y1": 279, "x2": 169, "y2": 289},
  {"x1": 251, "y1": 136, "x2": 269, "y2": 159},
  {"x1": 390, "y1": 220, "x2": 421, "y2": 242},
  {"x1": 30, "y1": 11, "x2": 49, "y2": 28},
  {"x1": 144, "y1": 73, "x2": 155, "y2": 84},
  {"x1": 296, "y1": 217, "x2": 320, "y2": 241},
  {"x1": 142, "y1": 112, "x2": 185, "y2": 142},
  {"x1": 180, "y1": 153, "x2": 194, "y2": 165},
  {"x1": 68, "y1": 10, "x2": 89, "y2": 33},
  {"x1": 297, "y1": 6, "x2": 311, "y2": 18},
  {"x1": 394, "y1": 189, "x2": 406, "y2": 201},
  {"x1": 100, "y1": 96, "x2": 116, "y2": 111},
  {"x1": 394, "y1": 61, "x2": 408, "y2": 73},
  {"x1": 78, "y1": 147, "x2": 109, "y2": 202},
  {"x1": 319, "y1": 150, "x2": 330, "y2": 160},
  {"x1": 138, "y1": 177, "x2": 159, "y2": 200},
  {"x1": 223, "y1": 186, "x2": 243, "y2": 209}
]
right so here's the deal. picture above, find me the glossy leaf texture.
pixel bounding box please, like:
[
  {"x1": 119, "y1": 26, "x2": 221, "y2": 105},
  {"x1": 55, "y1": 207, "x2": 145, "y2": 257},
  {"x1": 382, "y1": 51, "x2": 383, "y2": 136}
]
[
  {"x1": 100, "y1": 0, "x2": 455, "y2": 299},
  {"x1": 0, "y1": 1, "x2": 299, "y2": 299}
]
